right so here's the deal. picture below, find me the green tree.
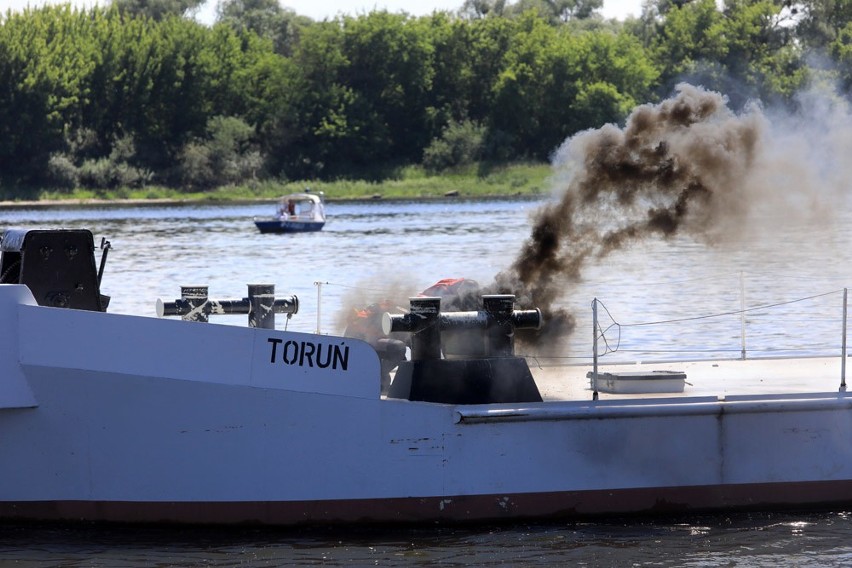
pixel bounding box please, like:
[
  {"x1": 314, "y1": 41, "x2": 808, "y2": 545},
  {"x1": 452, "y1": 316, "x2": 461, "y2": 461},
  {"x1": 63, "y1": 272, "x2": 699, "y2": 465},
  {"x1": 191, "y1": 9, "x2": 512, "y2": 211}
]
[
  {"x1": 796, "y1": 0, "x2": 852, "y2": 49},
  {"x1": 339, "y1": 12, "x2": 436, "y2": 168},
  {"x1": 650, "y1": 0, "x2": 805, "y2": 106},
  {"x1": 1, "y1": 0, "x2": 839, "y2": 191},
  {"x1": 422, "y1": 119, "x2": 486, "y2": 171},
  {"x1": 112, "y1": 0, "x2": 206, "y2": 21},
  {"x1": 465, "y1": 16, "x2": 518, "y2": 121},
  {"x1": 421, "y1": 12, "x2": 474, "y2": 128},
  {"x1": 459, "y1": 0, "x2": 509, "y2": 19},
  {"x1": 76, "y1": 7, "x2": 273, "y2": 185},
  {"x1": 0, "y1": 5, "x2": 99, "y2": 183},
  {"x1": 721, "y1": 0, "x2": 787, "y2": 72},
  {"x1": 179, "y1": 115, "x2": 260, "y2": 188},
  {"x1": 510, "y1": 0, "x2": 604, "y2": 21},
  {"x1": 830, "y1": 22, "x2": 852, "y2": 91},
  {"x1": 489, "y1": 11, "x2": 656, "y2": 159},
  {"x1": 571, "y1": 28, "x2": 658, "y2": 120},
  {"x1": 259, "y1": 20, "x2": 351, "y2": 178},
  {"x1": 216, "y1": 0, "x2": 311, "y2": 56},
  {"x1": 651, "y1": 0, "x2": 727, "y2": 93}
]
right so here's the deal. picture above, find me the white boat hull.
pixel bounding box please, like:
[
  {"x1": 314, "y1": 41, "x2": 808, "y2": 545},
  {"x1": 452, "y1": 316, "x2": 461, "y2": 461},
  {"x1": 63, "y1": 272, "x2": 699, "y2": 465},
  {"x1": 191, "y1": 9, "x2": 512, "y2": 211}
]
[{"x1": 2, "y1": 284, "x2": 852, "y2": 525}]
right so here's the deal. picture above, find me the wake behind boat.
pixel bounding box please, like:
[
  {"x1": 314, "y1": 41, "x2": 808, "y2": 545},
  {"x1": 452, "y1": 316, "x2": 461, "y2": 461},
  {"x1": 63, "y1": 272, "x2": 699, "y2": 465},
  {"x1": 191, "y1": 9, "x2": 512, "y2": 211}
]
[
  {"x1": 253, "y1": 192, "x2": 326, "y2": 233},
  {"x1": 2, "y1": 227, "x2": 852, "y2": 526}
]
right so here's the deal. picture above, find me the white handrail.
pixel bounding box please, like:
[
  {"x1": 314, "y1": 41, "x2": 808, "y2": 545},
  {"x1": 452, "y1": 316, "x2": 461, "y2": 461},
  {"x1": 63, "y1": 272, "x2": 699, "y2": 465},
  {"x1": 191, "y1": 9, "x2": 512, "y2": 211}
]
[
  {"x1": 842, "y1": 288, "x2": 847, "y2": 391},
  {"x1": 314, "y1": 281, "x2": 325, "y2": 334}
]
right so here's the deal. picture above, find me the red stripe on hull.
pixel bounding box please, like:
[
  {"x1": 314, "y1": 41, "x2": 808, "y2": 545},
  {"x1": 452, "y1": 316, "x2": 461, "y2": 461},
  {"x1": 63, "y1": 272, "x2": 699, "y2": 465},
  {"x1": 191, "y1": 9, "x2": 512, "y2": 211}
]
[{"x1": 4, "y1": 480, "x2": 852, "y2": 526}]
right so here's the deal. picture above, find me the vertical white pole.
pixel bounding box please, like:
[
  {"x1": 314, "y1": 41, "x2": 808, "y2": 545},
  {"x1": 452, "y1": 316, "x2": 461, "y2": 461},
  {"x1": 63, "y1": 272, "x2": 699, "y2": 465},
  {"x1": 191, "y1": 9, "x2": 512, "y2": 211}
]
[
  {"x1": 314, "y1": 281, "x2": 323, "y2": 334},
  {"x1": 740, "y1": 271, "x2": 746, "y2": 360},
  {"x1": 842, "y1": 288, "x2": 847, "y2": 391},
  {"x1": 592, "y1": 298, "x2": 599, "y2": 401}
]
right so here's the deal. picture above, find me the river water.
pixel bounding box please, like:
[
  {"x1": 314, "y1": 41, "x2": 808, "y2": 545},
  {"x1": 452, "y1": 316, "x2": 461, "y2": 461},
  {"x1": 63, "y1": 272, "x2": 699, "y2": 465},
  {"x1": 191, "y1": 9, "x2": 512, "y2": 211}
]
[
  {"x1": 2, "y1": 196, "x2": 851, "y2": 361},
  {"x1": 1, "y1": 196, "x2": 852, "y2": 565}
]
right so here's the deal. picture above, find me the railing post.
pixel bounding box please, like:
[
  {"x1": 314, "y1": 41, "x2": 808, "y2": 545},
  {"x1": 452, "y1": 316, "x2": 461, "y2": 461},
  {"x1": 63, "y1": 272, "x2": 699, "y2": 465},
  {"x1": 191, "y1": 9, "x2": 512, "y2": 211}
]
[
  {"x1": 592, "y1": 298, "x2": 599, "y2": 401},
  {"x1": 842, "y1": 288, "x2": 848, "y2": 392},
  {"x1": 157, "y1": 285, "x2": 297, "y2": 327},
  {"x1": 740, "y1": 271, "x2": 746, "y2": 360},
  {"x1": 314, "y1": 281, "x2": 323, "y2": 334}
]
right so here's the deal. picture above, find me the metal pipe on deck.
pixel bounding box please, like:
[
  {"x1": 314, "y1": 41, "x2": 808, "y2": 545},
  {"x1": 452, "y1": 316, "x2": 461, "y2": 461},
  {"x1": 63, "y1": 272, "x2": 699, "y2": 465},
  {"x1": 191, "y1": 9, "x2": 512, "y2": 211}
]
[
  {"x1": 384, "y1": 293, "x2": 544, "y2": 404},
  {"x1": 454, "y1": 394, "x2": 852, "y2": 424},
  {"x1": 157, "y1": 284, "x2": 298, "y2": 328},
  {"x1": 383, "y1": 294, "x2": 542, "y2": 361}
]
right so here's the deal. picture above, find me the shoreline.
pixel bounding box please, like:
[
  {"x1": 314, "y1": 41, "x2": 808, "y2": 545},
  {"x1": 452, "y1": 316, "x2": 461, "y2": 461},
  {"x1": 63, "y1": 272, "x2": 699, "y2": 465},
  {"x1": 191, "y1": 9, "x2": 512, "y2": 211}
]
[{"x1": 0, "y1": 192, "x2": 542, "y2": 210}]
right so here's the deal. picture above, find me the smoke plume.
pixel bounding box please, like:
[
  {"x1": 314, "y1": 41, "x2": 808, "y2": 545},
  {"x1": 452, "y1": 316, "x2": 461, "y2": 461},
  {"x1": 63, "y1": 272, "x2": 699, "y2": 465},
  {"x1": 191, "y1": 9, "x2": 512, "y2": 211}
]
[
  {"x1": 492, "y1": 82, "x2": 849, "y2": 348},
  {"x1": 338, "y1": 82, "x2": 852, "y2": 356}
]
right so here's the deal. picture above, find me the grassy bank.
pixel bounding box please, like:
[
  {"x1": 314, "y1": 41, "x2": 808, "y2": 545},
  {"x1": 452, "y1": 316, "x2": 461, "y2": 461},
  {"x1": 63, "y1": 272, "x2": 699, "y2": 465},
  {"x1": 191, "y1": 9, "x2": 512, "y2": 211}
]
[{"x1": 14, "y1": 163, "x2": 555, "y2": 205}]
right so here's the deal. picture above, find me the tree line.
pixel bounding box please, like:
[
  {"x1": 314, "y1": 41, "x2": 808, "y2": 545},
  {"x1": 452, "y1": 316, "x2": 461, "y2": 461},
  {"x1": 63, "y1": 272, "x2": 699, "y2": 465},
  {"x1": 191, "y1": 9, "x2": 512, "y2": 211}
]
[{"x1": 0, "y1": 0, "x2": 849, "y2": 195}]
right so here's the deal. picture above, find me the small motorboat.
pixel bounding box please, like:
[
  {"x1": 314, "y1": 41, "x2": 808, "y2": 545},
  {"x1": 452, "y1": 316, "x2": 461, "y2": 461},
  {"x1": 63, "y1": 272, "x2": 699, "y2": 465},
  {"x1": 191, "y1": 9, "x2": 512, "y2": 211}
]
[{"x1": 253, "y1": 192, "x2": 325, "y2": 233}]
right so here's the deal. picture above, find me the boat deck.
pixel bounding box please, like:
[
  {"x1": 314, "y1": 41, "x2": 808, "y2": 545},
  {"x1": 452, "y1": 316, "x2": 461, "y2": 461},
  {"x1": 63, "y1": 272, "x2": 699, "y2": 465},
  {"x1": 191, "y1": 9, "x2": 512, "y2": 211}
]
[{"x1": 528, "y1": 356, "x2": 850, "y2": 402}]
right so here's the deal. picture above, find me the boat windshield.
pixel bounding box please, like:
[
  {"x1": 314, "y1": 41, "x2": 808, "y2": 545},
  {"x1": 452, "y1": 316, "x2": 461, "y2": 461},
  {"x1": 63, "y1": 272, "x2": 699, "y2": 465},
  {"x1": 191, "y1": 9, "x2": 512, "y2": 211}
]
[
  {"x1": 274, "y1": 193, "x2": 324, "y2": 220},
  {"x1": 278, "y1": 200, "x2": 307, "y2": 216}
]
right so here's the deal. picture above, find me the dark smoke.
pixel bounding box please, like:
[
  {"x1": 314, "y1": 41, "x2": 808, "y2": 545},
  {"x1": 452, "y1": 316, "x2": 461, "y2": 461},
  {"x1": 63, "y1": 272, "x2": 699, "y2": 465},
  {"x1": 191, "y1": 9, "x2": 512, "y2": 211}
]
[
  {"x1": 490, "y1": 83, "x2": 769, "y2": 348},
  {"x1": 339, "y1": 82, "x2": 851, "y2": 355}
]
